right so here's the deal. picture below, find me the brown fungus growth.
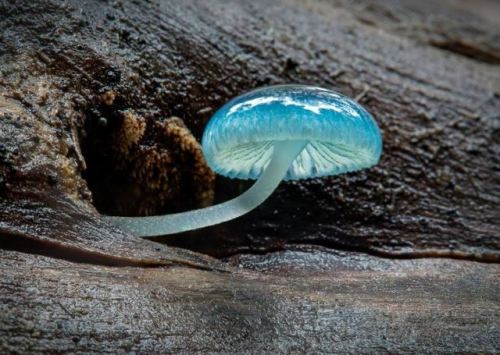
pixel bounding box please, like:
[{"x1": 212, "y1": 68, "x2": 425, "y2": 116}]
[
  {"x1": 82, "y1": 110, "x2": 215, "y2": 217},
  {"x1": 113, "y1": 110, "x2": 146, "y2": 157},
  {"x1": 160, "y1": 117, "x2": 216, "y2": 208}
]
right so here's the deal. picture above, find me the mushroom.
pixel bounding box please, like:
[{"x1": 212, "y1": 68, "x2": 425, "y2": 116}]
[{"x1": 106, "y1": 85, "x2": 382, "y2": 236}]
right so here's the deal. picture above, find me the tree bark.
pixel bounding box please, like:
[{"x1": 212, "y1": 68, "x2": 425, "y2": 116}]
[{"x1": 0, "y1": 0, "x2": 499, "y2": 352}]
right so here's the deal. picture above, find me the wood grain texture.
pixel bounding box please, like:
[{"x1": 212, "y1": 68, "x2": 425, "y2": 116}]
[
  {"x1": 1, "y1": 0, "x2": 499, "y2": 259},
  {"x1": 0, "y1": 248, "x2": 498, "y2": 353},
  {"x1": 0, "y1": 0, "x2": 499, "y2": 352}
]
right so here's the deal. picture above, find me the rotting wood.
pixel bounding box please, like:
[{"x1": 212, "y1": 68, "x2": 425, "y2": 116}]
[{"x1": 0, "y1": 0, "x2": 499, "y2": 352}]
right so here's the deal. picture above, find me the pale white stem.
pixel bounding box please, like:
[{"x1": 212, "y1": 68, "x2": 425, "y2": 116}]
[{"x1": 105, "y1": 140, "x2": 307, "y2": 237}]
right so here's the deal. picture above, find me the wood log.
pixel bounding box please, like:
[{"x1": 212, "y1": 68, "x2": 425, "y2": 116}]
[
  {"x1": 1, "y1": 248, "x2": 499, "y2": 353},
  {"x1": 0, "y1": 0, "x2": 499, "y2": 352}
]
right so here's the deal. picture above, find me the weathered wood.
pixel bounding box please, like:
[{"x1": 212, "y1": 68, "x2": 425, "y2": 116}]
[
  {"x1": 0, "y1": 248, "x2": 498, "y2": 353},
  {"x1": 0, "y1": 0, "x2": 499, "y2": 352},
  {"x1": 1, "y1": 0, "x2": 499, "y2": 260}
]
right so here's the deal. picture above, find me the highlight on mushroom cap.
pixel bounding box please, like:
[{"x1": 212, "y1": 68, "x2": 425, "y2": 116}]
[
  {"x1": 105, "y1": 84, "x2": 383, "y2": 237},
  {"x1": 202, "y1": 85, "x2": 382, "y2": 180}
]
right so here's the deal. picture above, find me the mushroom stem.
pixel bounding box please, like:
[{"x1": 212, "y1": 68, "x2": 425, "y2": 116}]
[{"x1": 105, "y1": 140, "x2": 308, "y2": 237}]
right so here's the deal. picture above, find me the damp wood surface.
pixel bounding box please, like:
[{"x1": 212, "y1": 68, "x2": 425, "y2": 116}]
[
  {"x1": 1, "y1": 247, "x2": 499, "y2": 353},
  {"x1": 0, "y1": 0, "x2": 499, "y2": 353}
]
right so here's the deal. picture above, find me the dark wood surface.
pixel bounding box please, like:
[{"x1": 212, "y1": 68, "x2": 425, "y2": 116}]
[
  {"x1": 0, "y1": 0, "x2": 499, "y2": 352},
  {"x1": 1, "y1": 247, "x2": 498, "y2": 353}
]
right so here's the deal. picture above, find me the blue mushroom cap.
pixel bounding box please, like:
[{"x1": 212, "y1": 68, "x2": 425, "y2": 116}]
[{"x1": 202, "y1": 85, "x2": 382, "y2": 180}]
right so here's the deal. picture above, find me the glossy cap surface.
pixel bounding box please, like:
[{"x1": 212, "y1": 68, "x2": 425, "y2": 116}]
[{"x1": 202, "y1": 85, "x2": 382, "y2": 180}]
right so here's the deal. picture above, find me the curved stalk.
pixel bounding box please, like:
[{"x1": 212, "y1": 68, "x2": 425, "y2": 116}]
[{"x1": 105, "y1": 140, "x2": 307, "y2": 237}]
